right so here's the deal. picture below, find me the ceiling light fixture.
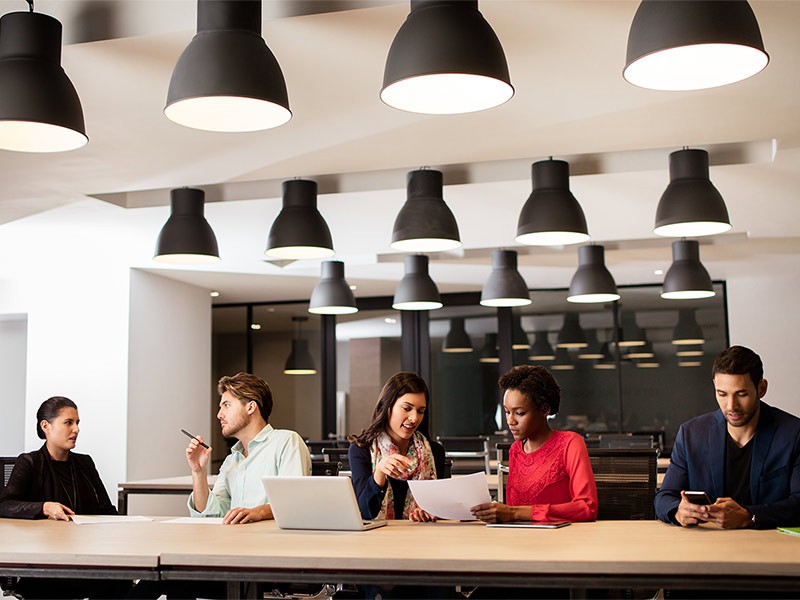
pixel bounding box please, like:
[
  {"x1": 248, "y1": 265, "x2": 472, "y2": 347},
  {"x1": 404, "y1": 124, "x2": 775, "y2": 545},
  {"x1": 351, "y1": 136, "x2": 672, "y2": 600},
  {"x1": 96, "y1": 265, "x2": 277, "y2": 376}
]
[
  {"x1": 654, "y1": 149, "x2": 731, "y2": 238},
  {"x1": 557, "y1": 313, "x2": 588, "y2": 349},
  {"x1": 165, "y1": 0, "x2": 291, "y2": 132},
  {"x1": 594, "y1": 342, "x2": 617, "y2": 370},
  {"x1": 308, "y1": 261, "x2": 358, "y2": 315},
  {"x1": 617, "y1": 311, "x2": 646, "y2": 347},
  {"x1": 529, "y1": 331, "x2": 555, "y2": 361},
  {"x1": 154, "y1": 188, "x2": 221, "y2": 264},
  {"x1": 266, "y1": 179, "x2": 334, "y2": 260},
  {"x1": 381, "y1": 0, "x2": 513, "y2": 115},
  {"x1": 512, "y1": 316, "x2": 530, "y2": 350},
  {"x1": 284, "y1": 316, "x2": 316, "y2": 375},
  {"x1": 626, "y1": 340, "x2": 655, "y2": 359},
  {"x1": 623, "y1": 0, "x2": 769, "y2": 91},
  {"x1": 676, "y1": 344, "x2": 704, "y2": 357},
  {"x1": 551, "y1": 347, "x2": 576, "y2": 371},
  {"x1": 672, "y1": 309, "x2": 705, "y2": 345},
  {"x1": 516, "y1": 159, "x2": 589, "y2": 247},
  {"x1": 661, "y1": 240, "x2": 715, "y2": 300},
  {"x1": 393, "y1": 254, "x2": 443, "y2": 311},
  {"x1": 567, "y1": 245, "x2": 620, "y2": 303},
  {"x1": 577, "y1": 329, "x2": 605, "y2": 360},
  {"x1": 391, "y1": 169, "x2": 461, "y2": 252},
  {"x1": 480, "y1": 249, "x2": 531, "y2": 307},
  {"x1": 442, "y1": 317, "x2": 473, "y2": 353},
  {"x1": 0, "y1": 4, "x2": 87, "y2": 152},
  {"x1": 479, "y1": 333, "x2": 499, "y2": 363},
  {"x1": 679, "y1": 361, "x2": 703, "y2": 368}
]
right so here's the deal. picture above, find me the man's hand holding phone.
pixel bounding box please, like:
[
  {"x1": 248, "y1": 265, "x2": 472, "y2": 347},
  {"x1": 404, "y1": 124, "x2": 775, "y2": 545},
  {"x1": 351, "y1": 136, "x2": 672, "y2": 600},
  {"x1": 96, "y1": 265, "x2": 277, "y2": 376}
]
[{"x1": 675, "y1": 490, "x2": 711, "y2": 526}]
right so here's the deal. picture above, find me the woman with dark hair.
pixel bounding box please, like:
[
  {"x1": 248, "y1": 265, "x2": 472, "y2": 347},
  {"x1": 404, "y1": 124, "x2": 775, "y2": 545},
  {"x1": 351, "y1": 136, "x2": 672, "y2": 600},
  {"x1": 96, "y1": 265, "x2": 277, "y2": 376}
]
[
  {"x1": 471, "y1": 365, "x2": 598, "y2": 523},
  {"x1": 348, "y1": 372, "x2": 446, "y2": 521}
]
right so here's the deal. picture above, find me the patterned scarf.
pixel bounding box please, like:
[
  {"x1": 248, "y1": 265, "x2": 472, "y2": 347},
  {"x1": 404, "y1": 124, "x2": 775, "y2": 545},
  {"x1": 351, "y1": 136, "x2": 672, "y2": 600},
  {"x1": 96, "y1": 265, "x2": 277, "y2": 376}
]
[{"x1": 370, "y1": 431, "x2": 436, "y2": 520}]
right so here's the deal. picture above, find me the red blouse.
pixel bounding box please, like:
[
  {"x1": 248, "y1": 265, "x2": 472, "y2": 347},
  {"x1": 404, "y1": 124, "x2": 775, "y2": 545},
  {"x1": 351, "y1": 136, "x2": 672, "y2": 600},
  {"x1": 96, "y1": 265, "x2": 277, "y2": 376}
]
[{"x1": 507, "y1": 430, "x2": 598, "y2": 522}]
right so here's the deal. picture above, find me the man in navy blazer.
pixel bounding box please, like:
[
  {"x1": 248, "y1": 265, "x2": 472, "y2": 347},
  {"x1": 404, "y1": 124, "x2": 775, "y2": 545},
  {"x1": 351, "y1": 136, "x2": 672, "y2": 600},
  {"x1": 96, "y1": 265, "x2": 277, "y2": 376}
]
[{"x1": 655, "y1": 345, "x2": 800, "y2": 529}]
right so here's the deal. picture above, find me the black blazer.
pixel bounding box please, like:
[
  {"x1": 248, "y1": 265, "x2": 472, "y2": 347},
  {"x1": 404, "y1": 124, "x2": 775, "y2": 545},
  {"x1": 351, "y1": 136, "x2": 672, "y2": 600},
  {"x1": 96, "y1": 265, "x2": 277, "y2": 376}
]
[{"x1": 0, "y1": 445, "x2": 117, "y2": 519}]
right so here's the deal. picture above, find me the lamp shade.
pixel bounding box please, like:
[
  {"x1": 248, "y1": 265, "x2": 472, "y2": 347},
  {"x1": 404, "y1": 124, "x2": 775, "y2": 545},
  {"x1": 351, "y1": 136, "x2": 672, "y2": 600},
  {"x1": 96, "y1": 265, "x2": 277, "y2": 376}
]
[
  {"x1": 480, "y1": 250, "x2": 531, "y2": 307},
  {"x1": 618, "y1": 311, "x2": 646, "y2": 347},
  {"x1": 551, "y1": 347, "x2": 575, "y2": 371},
  {"x1": 654, "y1": 149, "x2": 731, "y2": 237},
  {"x1": 626, "y1": 340, "x2": 655, "y2": 359},
  {"x1": 381, "y1": 0, "x2": 513, "y2": 115},
  {"x1": 308, "y1": 261, "x2": 358, "y2": 315},
  {"x1": 442, "y1": 317, "x2": 473, "y2": 353},
  {"x1": 511, "y1": 316, "x2": 530, "y2": 350},
  {"x1": 165, "y1": 0, "x2": 291, "y2": 132},
  {"x1": 479, "y1": 333, "x2": 499, "y2": 363},
  {"x1": 676, "y1": 344, "x2": 704, "y2": 357},
  {"x1": 391, "y1": 169, "x2": 461, "y2": 252},
  {"x1": 567, "y1": 245, "x2": 620, "y2": 303},
  {"x1": 557, "y1": 313, "x2": 587, "y2": 348},
  {"x1": 661, "y1": 240, "x2": 715, "y2": 300},
  {"x1": 154, "y1": 188, "x2": 220, "y2": 264},
  {"x1": 672, "y1": 309, "x2": 705, "y2": 345},
  {"x1": 594, "y1": 342, "x2": 617, "y2": 370},
  {"x1": 0, "y1": 11, "x2": 87, "y2": 152},
  {"x1": 283, "y1": 339, "x2": 316, "y2": 375},
  {"x1": 529, "y1": 331, "x2": 555, "y2": 361},
  {"x1": 516, "y1": 159, "x2": 589, "y2": 246},
  {"x1": 266, "y1": 179, "x2": 334, "y2": 260},
  {"x1": 393, "y1": 254, "x2": 442, "y2": 311},
  {"x1": 623, "y1": 0, "x2": 769, "y2": 91},
  {"x1": 577, "y1": 329, "x2": 604, "y2": 359}
]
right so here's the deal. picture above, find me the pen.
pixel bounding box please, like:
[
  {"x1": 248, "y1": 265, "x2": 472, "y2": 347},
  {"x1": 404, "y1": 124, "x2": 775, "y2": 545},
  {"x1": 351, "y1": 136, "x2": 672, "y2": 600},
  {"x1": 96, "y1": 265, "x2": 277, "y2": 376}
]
[{"x1": 181, "y1": 428, "x2": 209, "y2": 449}]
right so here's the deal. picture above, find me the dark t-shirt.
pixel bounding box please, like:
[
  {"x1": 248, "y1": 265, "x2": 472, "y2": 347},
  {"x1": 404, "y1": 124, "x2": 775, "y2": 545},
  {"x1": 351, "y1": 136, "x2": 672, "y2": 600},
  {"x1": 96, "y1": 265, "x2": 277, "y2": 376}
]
[{"x1": 725, "y1": 433, "x2": 753, "y2": 506}]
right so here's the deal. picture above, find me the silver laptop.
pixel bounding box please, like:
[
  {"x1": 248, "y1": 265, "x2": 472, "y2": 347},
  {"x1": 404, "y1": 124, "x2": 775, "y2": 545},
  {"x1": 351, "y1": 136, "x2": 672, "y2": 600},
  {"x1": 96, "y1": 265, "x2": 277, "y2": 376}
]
[{"x1": 262, "y1": 476, "x2": 387, "y2": 531}]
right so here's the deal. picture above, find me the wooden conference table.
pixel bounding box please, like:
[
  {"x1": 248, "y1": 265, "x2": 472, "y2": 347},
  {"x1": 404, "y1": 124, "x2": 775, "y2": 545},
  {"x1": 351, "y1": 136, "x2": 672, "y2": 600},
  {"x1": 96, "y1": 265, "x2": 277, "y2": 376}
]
[{"x1": 1, "y1": 518, "x2": 798, "y2": 599}]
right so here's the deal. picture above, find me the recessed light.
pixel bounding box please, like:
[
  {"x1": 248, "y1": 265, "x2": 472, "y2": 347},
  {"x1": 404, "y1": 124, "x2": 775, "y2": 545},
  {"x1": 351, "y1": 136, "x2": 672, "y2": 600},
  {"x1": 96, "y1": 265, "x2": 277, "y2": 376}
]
[
  {"x1": 250, "y1": 323, "x2": 262, "y2": 330},
  {"x1": 210, "y1": 291, "x2": 220, "y2": 297},
  {"x1": 349, "y1": 285, "x2": 358, "y2": 291},
  {"x1": 654, "y1": 269, "x2": 664, "y2": 276},
  {"x1": 385, "y1": 317, "x2": 397, "y2": 324}
]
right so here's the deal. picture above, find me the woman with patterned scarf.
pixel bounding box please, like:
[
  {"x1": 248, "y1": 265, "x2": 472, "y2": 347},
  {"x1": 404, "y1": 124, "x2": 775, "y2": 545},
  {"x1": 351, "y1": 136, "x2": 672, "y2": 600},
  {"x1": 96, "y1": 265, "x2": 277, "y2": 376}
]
[{"x1": 348, "y1": 371, "x2": 446, "y2": 522}]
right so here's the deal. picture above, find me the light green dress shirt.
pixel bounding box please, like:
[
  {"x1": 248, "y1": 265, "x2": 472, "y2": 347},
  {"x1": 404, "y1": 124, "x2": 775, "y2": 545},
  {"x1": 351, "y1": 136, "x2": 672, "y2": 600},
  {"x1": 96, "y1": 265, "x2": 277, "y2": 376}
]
[{"x1": 188, "y1": 424, "x2": 311, "y2": 517}]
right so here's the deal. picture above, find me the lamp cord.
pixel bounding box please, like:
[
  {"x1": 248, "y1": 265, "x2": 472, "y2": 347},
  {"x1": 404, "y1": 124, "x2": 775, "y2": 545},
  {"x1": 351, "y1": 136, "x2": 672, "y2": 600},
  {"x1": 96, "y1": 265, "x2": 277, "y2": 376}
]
[{"x1": 26, "y1": 0, "x2": 34, "y2": 12}]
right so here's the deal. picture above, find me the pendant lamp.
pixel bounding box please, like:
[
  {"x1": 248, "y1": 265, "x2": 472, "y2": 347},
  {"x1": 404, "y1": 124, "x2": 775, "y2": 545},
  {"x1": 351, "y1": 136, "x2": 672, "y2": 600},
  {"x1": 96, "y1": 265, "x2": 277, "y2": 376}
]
[
  {"x1": 391, "y1": 169, "x2": 461, "y2": 252},
  {"x1": 479, "y1": 333, "x2": 499, "y2": 363},
  {"x1": 557, "y1": 313, "x2": 587, "y2": 349},
  {"x1": 480, "y1": 250, "x2": 531, "y2": 307},
  {"x1": 636, "y1": 355, "x2": 661, "y2": 369},
  {"x1": 654, "y1": 149, "x2": 731, "y2": 238},
  {"x1": 529, "y1": 331, "x2": 555, "y2": 361},
  {"x1": 512, "y1": 316, "x2": 530, "y2": 350},
  {"x1": 618, "y1": 311, "x2": 646, "y2": 347},
  {"x1": 661, "y1": 240, "x2": 715, "y2": 300},
  {"x1": 308, "y1": 261, "x2": 358, "y2": 315},
  {"x1": 516, "y1": 159, "x2": 589, "y2": 246},
  {"x1": 284, "y1": 316, "x2": 316, "y2": 375},
  {"x1": 626, "y1": 340, "x2": 655, "y2": 359},
  {"x1": 567, "y1": 245, "x2": 620, "y2": 303},
  {"x1": 623, "y1": 0, "x2": 769, "y2": 91},
  {"x1": 679, "y1": 360, "x2": 703, "y2": 368},
  {"x1": 381, "y1": 0, "x2": 513, "y2": 115},
  {"x1": 393, "y1": 254, "x2": 442, "y2": 311},
  {"x1": 442, "y1": 317, "x2": 473, "y2": 353},
  {"x1": 0, "y1": 9, "x2": 87, "y2": 152},
  {"x1": 676, "y1": 344, "x2": 704, "y2": 357},
  {"x1": 577, "y1": 329, "x2": 604, "y2": 360},
  {"x1": 154, "y1": 188, "x2": 220, "y2": 264},
  {"x1": 266, "y1": 179, "x2": 334, "y2": 260},
  {"x1": 551, "y1": 347, "x2": 575, "y2": 371},
  {"x1": 594, "y1": 342, "x2": 617, "y2": 370},
  {"x1": 672, "y1": 309, "x2": 705, "y2": 345},
  {"x1": 165, "y1": 0, "x2": 291, "y2": 132}
]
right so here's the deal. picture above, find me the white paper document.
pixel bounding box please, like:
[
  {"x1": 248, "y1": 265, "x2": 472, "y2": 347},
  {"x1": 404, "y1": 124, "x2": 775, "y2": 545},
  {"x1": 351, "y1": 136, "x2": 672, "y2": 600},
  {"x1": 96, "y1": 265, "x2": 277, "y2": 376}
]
[
  {"x1": 71, "y1": 515, "x2": 152, "y2": 525},
  {"x1": 161, "y1": 517, "x2": 225, "y2": 525},
  {"x1": 408, "y1": 472, "x2": 491, "y2": 521}
]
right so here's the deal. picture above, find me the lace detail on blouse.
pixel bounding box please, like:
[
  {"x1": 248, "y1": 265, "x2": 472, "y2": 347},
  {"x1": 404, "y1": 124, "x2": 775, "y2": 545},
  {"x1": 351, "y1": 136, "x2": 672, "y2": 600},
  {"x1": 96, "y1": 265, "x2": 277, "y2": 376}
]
[{"x1": 507, "y1": 430, "x2": 571, "y2": 505}]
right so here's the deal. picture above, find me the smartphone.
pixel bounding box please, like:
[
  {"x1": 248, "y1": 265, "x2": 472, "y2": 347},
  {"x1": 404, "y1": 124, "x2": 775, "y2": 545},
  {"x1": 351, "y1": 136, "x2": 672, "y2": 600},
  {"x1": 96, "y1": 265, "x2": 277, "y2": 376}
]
[{"x1": 685, "y1": 490, "x2": 712, "y2": 505}]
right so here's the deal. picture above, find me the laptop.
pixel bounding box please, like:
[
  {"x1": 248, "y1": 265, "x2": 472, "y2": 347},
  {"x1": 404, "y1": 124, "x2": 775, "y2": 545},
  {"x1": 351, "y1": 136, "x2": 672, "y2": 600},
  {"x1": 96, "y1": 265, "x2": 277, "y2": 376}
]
[{"x1": 262, "y1": 476, "x2": 387, "y2": 531}]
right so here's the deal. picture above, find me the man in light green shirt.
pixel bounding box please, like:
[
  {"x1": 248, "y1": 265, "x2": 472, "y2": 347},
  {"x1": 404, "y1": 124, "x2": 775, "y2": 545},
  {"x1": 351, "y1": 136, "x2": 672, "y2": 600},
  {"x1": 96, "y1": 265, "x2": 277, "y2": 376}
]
[{"x1": 185, "y1": 372, "x2": 311, "y2": 524}]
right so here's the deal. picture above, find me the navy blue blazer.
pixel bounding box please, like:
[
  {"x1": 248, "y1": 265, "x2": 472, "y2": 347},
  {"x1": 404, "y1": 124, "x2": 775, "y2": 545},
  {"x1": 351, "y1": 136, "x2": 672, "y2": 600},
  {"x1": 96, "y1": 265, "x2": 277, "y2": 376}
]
[{"x1": 655, "y1": 402, "x2": 800, "y2": 529}]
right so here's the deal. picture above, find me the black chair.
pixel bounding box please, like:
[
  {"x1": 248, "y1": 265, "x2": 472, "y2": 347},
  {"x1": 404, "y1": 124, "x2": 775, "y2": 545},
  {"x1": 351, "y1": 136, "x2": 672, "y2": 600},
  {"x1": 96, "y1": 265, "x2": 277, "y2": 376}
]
[
  {"x1": 495, "y1": 443, "x2": 511, "y2": 502},
  {"x1": 442, "y1": 457, "x2": 453, "y2": 479},
  {"x1": 588, "y1": 448, "x2": 659, "y2": 520},
  {"x1": 1, "y1": 456, "x2": 16, "y2": 492},
  {"x1": 305, "y1": 440, "x2": 340, "y2": 461},
  {"x1": 321, "y1": 447, "x2": 350, "y2": 472},
  {"x1": 310, "y1": 460, "x2": 340, "y2": 477},
  {"x1": 435, "y1": 435, "x2": 491, "y2": 474}
]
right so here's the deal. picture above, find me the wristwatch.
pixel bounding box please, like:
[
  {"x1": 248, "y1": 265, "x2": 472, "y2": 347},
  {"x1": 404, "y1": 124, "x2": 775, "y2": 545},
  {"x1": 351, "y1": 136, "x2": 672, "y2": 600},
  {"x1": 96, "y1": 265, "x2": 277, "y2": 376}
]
[{"x1": 750, "y1": 511, "x2": 756, "y2": 527}]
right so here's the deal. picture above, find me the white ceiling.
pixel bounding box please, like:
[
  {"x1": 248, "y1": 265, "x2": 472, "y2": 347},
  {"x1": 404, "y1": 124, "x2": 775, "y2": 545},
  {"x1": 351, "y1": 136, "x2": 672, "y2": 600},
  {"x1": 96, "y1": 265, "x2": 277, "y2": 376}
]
[{"x1": 1, "y1": 0, "x2": 799, "y2": 306}]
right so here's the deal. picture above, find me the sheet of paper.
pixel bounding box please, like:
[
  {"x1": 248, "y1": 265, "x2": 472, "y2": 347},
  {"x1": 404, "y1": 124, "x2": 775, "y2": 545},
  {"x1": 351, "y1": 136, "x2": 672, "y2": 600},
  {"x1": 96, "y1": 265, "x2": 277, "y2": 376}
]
[
  {"x1": 408, "y1": 472, "x2": 491, "y2": 520},
  {"x1": 71, "y1": 515, "x2": 152, "y2": 525},
  {"x1": 161, "y1": 517, "x2": 225, "y2": 525}
]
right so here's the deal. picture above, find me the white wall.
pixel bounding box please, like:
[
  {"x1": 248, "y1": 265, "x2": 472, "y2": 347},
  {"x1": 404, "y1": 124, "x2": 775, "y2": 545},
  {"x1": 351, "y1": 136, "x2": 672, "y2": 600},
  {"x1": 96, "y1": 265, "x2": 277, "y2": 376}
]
[{"x1": 0, "y1": 316, "x2": 27, "y2": 456}]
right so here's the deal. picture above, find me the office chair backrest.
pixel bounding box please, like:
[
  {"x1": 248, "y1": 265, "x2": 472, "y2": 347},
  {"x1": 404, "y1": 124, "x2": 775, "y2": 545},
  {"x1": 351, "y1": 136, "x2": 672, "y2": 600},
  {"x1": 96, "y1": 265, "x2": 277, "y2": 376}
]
[
  {"x1": 495, "y1": 443, "x2": 512, "y2": 502},
  {"x1": 588, "y1": 448, "x2": 658, "y2": 520},
  {"x1": 311, "y1": 460, "x2": 341, "y2": 477},
  {"x1": 435, "y1": 435, "x2": 491, "y2": 474},
  {"x1": 1, "y1": 456, "x2": 16, "y2": 492},
  {"x1": 321, "y1": 447, "x2": 350, "y2": 471}
]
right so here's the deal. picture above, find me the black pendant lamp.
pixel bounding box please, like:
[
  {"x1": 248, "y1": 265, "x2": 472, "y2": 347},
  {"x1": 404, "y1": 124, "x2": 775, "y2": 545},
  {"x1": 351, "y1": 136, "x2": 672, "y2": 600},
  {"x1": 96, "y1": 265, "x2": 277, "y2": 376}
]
[
  {"x1": 442, "y1": 317, "x2": 473, "y2": 353},
  {"x1": 165, "y1": 0, "x2": 291, "y2": 132},
  {"x1": 626, "y1": 339, "x2": 655, "y2": 360},
  {"x1": 479, "y1": 333, "x2": 499, "y2": 363},
  {"x1": 577, "y1": 329, "x2": 604, "y2": 360},
  {"x1": 557, "y1": 313, "x2": 587, "y2": 349},
  {"x1": 676, "y1": 344, "x2": 704, "y2": 357},
  {"x1": 512, "y1": 316, "x2": 530, "y2": 350},
  {"x1": 381, "y1": 0, "x2": 513, "y2": 115},
  {"x1": 480, "y1": 250, "x2": 531, "y2": 307},
  {"x1": 284, "y1": 316, "x2": 316, "y2": 375},
  {"x1": 636, "y1": 353, "x2": 661, "y2": 369},
  {"x1": 654, "y1": 149, "x2": 731, "y2": 238},
  {"x1": 529, "y1": 331, "x2": 555, "y2": 361},
  {"x1": 623, "y1": 0, "x2": 769, "y2": 91},
  {"x1": 0, "y1": 7, "x2": 87, "y2": 152},
  {"x1": 308, "y1": 261, "x2": 358, "y2": 315},
  {"x1": 266, "y1": 179, "x2": 334, "y2": 260},
  {"x1": 551, "y1": 347, "x2": 575, "y2": 371},
  {"x1": 594, "y1": 342, "x2": 617, "y2": 370},
  {"x1": 661, "y1": 240, "x2": 715, "y2": 300},
  {"x1": 393, "y1": 254, "x2": 442, "y2": 311},
  {"x1": 516, "y1": 159, "x2": 589, "y2": 246},
  {"x1": 672, "y1": 309, "x2": 704, "y2": 345},
  {"x1": 154, "y1": 188, "x2": 220, "y2": 264},
  {"x1": 618, "y1": 311, "x2": 646, "y2": 348},
  {"x1": 391, "y1": 169, "x2": 461, "y2": 252},
  {"x1": 567, "y1": 245, "x2": 620, "y2": 303}
]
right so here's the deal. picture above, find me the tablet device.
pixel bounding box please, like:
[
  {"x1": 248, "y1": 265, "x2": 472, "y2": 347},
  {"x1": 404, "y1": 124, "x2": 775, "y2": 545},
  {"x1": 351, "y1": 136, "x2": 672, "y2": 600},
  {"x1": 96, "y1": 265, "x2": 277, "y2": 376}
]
[{"x1": 486, "y1": 521, "x2": 571, "y2": 529}]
